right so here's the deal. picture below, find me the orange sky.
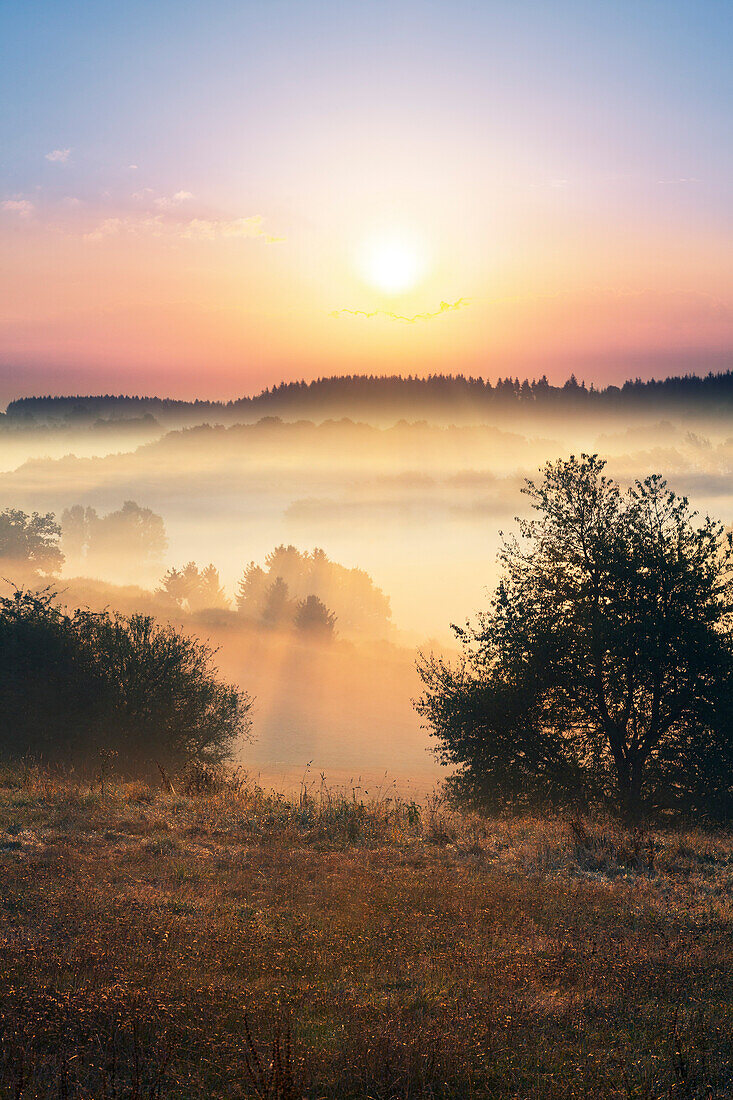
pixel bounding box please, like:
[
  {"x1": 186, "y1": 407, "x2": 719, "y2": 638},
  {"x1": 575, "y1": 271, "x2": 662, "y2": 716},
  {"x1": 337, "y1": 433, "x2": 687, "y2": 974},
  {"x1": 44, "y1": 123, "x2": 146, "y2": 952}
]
[{"x1": 2, "y1": 2, "x2": 732, "y2": 401}]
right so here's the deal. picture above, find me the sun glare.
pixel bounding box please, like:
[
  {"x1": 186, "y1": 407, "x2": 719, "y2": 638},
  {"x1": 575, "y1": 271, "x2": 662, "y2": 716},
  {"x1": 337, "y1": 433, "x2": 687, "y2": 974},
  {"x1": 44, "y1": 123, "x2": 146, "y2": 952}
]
[{"x1": 358, "y1": 232, "x2": 427, "y2": 296}]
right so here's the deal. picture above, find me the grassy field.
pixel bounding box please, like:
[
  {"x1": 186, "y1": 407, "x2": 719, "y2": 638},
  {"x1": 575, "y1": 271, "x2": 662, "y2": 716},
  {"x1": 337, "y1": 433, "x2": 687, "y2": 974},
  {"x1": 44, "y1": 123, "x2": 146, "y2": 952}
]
[{"x1": 0, "y1": 768, "x2": 731, "y2": 1099}]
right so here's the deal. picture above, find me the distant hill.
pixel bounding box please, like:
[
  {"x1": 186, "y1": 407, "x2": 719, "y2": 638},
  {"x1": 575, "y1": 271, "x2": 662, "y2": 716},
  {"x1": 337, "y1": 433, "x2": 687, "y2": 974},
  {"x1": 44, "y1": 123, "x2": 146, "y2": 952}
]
[{"x1": 5, "y1": 369, "x2": 733, "y2": 426}]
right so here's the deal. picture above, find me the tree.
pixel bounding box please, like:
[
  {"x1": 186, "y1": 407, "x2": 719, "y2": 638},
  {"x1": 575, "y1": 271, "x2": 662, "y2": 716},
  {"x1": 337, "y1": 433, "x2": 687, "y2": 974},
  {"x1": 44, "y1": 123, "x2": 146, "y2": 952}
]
[
  {"x1": 60, "y1": 505, "x2": 97, "y2": 564},
  {"x1": 158, "y1": 565, "x2": 191, "y2": 608},
  {"x1": 417, "y1": 455, "x2": 733, "y2": 820},
  {"x1": 159, "y1": 562, "x2": 230, "y2": 612},
  {"x1": 0, "y1": 509, "x2": 64, "y2": 582},
  {"x1": 294, "y1": 595, "x2": 336, "y2": 638},
  {"x1": 235, "y1": 545, "x2": 391, "y2": 635},
  {"x1": 0, "y1": 587, "x2": 251, "y2": 774},
  {"x1": 63, "y1": 501, "x2": 167, "y2": 580},
  {"x1": 194, "y1": 564, "x2": 230, "y2": 611},
  {"x1": 236, "y1": 562, "x2": 269, "y2": 617},
  {"x1": 261, "y1": 577, "x2": 295, "y2": 627}
]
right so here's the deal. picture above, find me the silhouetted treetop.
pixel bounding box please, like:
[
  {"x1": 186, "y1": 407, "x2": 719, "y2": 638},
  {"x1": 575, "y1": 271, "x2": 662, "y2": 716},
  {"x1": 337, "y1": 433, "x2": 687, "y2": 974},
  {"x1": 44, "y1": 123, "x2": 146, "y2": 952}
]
[{"x1": 159, "y1": 562, "x2": 230, "y2": 613}]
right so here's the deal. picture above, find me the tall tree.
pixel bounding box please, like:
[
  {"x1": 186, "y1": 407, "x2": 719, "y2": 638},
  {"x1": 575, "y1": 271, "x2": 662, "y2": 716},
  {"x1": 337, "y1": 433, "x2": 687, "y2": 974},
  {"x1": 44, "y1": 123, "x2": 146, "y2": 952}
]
[{"x1": 417, "y1": 455, "x2": 733, "y2": 819}]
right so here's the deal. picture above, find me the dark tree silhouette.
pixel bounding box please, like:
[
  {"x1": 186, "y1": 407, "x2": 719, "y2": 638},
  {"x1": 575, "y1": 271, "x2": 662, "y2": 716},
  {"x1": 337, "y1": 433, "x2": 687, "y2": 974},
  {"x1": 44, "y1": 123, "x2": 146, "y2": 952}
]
[
  {"x1": 294, "y1": 595, "x2": 337, "y2": 638},
  {"x1": 0, "y1": 587, "x2": 251, "y2": 773},
  {"x1": 417, "y1": 455, "x2": 733, "y2": 820},
  {"x1": 0, "y1": 509, "x2": 63, "y2": 582},
  {"x1": 14, "y1": 369, "x2": 733, "y2": 427}
]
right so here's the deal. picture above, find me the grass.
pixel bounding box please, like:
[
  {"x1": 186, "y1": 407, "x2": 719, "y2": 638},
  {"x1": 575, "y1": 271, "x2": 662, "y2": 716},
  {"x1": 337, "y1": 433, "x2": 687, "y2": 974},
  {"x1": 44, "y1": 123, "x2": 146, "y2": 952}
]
[{"x1": 0, "y1": 767, "x2": 731, "y2": 1098}]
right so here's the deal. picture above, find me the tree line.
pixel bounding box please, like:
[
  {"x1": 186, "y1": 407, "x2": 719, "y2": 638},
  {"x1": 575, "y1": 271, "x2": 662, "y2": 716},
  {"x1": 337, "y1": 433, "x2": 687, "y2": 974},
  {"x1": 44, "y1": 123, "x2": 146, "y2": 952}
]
[
  {"x1": 9, "y1": 368, "x2": 733, "y2": 424},
  {"x1": 0, "y1": 507, "x2": 391, "y2": 638},
  {"x1": 157, "y1": 545, "x2": 390, "y2": 636}
]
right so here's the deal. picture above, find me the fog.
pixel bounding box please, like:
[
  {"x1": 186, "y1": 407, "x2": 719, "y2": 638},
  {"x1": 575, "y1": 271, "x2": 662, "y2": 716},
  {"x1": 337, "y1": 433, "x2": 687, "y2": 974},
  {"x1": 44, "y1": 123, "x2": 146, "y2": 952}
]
[{"x1": 3, "y1": 397, "x2": 733, "y2": 790}]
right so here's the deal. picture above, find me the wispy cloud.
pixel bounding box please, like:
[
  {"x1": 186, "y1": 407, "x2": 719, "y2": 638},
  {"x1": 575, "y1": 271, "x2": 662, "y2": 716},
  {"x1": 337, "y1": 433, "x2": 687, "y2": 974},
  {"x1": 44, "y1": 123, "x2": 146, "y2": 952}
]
[
  {"x1": 331, "y1": 298, "x2": 469, "y2": 323},
  {"x1": 45, "y1": 148, "x2": 71, "y2": 164},
  {"x1": 181, "y1": 214, "x2": 283, "y2": 241},
  {"x1": 82, "y1": 209, "x2": 283, "y2": 244},
  {"x1": 2, "y1": 199, "x2": 34, "y2": 217},
  {"x1": 83, "y1": 217, "x2": 122, "y2": 242},
  {"x1": 657, "y1": 177, "x2": 702, "y2": 184},
  {"x1": 153, "y1": 190, "x2": 194, "y2": 209}
]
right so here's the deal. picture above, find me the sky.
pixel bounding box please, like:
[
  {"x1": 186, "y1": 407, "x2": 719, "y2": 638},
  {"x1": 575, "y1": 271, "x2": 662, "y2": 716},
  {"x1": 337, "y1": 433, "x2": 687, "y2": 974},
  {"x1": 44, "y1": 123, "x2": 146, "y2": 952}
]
[{"x1": 1, "y1": 0, "x2": 732, "y2": 402}]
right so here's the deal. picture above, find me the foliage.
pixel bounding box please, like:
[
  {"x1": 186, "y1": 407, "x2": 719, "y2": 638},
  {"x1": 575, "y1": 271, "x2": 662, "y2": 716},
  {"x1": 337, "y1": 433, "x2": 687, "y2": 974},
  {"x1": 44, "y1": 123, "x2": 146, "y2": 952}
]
[
  {"x1": 0, "y1": 508, "x2": 63, "y2": 582},
  {"x1": 236, "y1": 545, "x2": 388, "y2": 635},
  {"x1": 159, "y1": 562, "x2": 230, "y2": 612},
  {"x1": 417, "y1": 455, "x2": 733, "y2": 820},
  {"x1": 261, "y1": 576, "x2": 296, "y2": 628},
  {"x1": 61, "y1": 500, "x2": 167, "y2": 577},
  {"x1": 0, "y1": 588, "x2": 250, "y2": 773},
  {"x1": 294, "y1": 594, "x2": 337, "y2": 637}
]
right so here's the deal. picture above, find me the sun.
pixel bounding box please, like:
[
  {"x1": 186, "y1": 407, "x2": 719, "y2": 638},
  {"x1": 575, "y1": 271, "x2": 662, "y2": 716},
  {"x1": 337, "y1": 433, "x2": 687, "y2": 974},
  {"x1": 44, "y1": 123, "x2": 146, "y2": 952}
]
[{"x1": 357, "y1": 231, "x2": 427, "y2": 296}]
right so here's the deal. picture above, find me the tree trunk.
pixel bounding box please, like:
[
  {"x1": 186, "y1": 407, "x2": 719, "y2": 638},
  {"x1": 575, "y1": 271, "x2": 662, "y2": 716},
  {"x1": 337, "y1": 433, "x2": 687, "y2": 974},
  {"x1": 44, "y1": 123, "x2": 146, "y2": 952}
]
[{"x1": 617, "y1": 758, "x2": 644, "y2": 823}]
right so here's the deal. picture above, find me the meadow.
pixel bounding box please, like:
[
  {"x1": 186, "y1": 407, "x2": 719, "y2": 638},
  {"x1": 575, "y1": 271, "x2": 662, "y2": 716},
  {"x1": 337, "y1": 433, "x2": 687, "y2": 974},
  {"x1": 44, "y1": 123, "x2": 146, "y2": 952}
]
[{"x1": 1, "y1": 767, "x2": 731, "y2": 1099}]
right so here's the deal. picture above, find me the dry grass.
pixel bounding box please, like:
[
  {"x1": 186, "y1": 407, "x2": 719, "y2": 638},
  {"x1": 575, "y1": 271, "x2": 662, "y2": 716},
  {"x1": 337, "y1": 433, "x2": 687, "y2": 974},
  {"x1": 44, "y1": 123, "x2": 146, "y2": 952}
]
[{"x1": 0, "y1": 767, "x2": 731, "y2": 1098}]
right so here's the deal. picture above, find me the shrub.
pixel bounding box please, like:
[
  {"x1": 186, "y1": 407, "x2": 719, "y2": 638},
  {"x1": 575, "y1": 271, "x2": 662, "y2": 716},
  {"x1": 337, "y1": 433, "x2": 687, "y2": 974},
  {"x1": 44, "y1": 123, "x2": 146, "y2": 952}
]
[{"x1": 0, "y1": 588, "x2": 251, "y2": 774}]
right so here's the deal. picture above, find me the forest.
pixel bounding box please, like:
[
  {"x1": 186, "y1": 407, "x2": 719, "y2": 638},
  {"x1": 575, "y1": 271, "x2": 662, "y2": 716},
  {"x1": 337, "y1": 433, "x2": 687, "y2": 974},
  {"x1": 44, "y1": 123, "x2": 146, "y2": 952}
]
[{"x1": 9, "y1": 369, "x2": 733, "y2": 429}]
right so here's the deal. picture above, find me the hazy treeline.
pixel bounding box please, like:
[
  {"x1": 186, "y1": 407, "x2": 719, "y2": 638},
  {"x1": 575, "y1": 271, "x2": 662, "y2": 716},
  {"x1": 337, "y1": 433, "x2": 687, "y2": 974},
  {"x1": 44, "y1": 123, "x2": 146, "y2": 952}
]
[
  {"x1": 62, "y1": 501, "x2": 167, "y2": 578},
  {"x1": 232, "y1": 545, "x2": 390, "y2": 634},
  {"x1": 9, "y1": 369, "x2": 733, "y2": 427},
  {"x1": 4, "y1": 405, "x2": 733, "y2": 641},
  {"x1": 1, "y1": 505, "x2": 391, "y2": 639}
]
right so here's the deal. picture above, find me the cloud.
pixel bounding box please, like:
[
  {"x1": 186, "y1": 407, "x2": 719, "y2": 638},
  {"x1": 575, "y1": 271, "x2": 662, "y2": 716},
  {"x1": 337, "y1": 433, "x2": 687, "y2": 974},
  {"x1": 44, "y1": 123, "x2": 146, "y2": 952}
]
[
  {"x1": 181, "y1": 214, "x2": 283, "y2": 241},
  {"x1": 81, "y1": 209, "x2": 282, "y2": 244},
  {"x1": 45, "y1": 148, "x2": 71, "y2": 164},
  {"x1": 83, "y1": 217, "x2": 122, "y2": 242},
  {"x1": 154, "y1": 190, "x2": 194, "y2": 209},
  {"x1": 2, "y1": 199, "x2": 34, "y2": 217},
  {"x1": 331, "y1": 298, "x2": 469, "y2": 323}
]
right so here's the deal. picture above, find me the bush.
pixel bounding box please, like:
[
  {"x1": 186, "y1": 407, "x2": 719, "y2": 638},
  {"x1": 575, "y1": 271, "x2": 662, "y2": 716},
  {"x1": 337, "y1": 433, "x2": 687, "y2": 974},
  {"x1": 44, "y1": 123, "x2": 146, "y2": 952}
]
[{"x1": 0, "y1": 588, "x2": 251, "y2": 774}]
